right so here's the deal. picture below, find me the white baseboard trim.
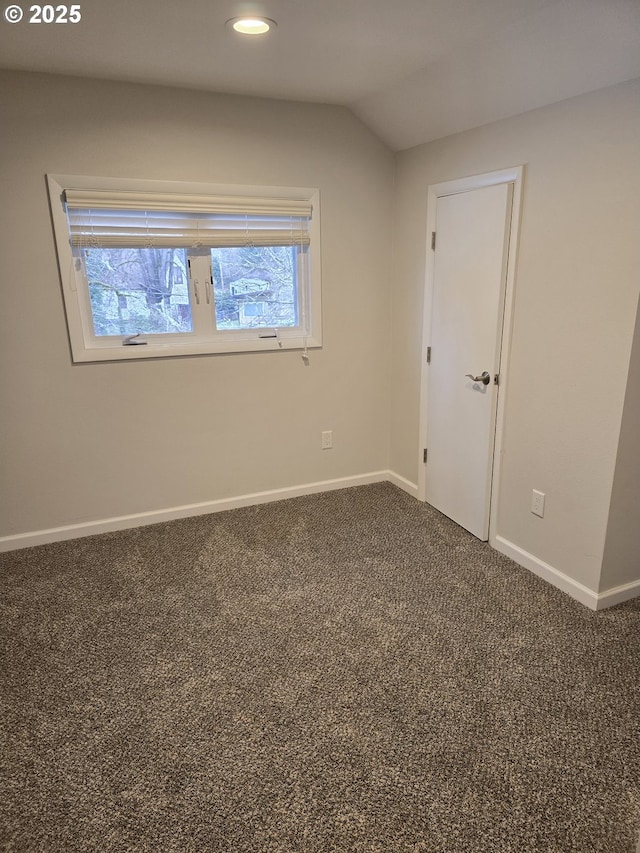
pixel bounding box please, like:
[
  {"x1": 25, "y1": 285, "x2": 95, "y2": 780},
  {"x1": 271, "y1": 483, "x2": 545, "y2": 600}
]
[
  {"x1": 0, "y1": 471, "x2": 393, "y2": 552},
  {"x1": 493, "y1": 535, "x2": 600, "y2": 609},
  {"x1": 387, "y1": 471, "x2": 419, "y2": 499},
  {"x1": 493, "y1": 535, "x2": 640, "y2": 610},
  {"x1": 8, "y1": 479, "x2": 635, "y2": 611},
  {"x1": 595, "y1": 578, "x2": 640, "y2": 610}
]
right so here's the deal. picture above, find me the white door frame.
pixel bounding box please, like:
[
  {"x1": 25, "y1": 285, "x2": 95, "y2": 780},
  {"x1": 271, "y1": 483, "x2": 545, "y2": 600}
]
[{"x1": 417, "y1": 166, "x2": 524, "y2": 546}]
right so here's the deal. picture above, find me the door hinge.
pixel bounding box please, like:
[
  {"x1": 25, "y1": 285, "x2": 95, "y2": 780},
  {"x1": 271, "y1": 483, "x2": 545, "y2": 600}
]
[
  {"x1": 431, "y1": 231, "x2": 436, "y2": 251},
  {"x1": 426, "y1": 346, "x2": 431, "y2": 364},
  {"x1": 423, "y1": 448, "x2": 428, "y2": 463}
]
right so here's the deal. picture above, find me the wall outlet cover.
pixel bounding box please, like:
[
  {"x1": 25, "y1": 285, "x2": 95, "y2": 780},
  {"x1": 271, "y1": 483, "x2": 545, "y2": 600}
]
[{"x1": 531, "y1": 489, "x2": 545, "y2": 518}]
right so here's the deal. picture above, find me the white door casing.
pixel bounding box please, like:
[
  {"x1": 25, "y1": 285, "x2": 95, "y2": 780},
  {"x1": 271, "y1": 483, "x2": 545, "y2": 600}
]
[{"x1": 418, "y1": 167, "x2": 524, "y2": 543}]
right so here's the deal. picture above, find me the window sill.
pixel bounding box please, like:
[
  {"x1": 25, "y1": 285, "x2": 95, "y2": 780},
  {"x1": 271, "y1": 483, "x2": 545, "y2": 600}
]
[{"x1": 69, "y1": 334, "x2": 322, "y2": 363}]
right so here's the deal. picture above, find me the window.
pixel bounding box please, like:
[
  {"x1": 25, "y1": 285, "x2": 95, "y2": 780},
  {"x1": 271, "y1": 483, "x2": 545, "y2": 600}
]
[{"x1": 48, "y1": 175, "x2": 321, "y2": 362}]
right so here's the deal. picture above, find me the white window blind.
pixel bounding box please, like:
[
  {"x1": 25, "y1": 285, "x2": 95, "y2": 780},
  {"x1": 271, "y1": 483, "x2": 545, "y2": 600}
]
[{"x1": 63, "y1": 190, "x2": 313, "y2": 249}]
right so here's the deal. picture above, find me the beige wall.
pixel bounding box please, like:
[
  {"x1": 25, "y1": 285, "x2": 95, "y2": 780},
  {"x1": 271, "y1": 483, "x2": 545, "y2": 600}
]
[
  {"x1": 391, "y1": 79, "x2": 640, "y2": 592},
  {"x1": 601, "y1": 293, "x2": 640, "y2": 592},
  {"x1": 0, "y1": 71, "x2": 393, "y2": 536}
]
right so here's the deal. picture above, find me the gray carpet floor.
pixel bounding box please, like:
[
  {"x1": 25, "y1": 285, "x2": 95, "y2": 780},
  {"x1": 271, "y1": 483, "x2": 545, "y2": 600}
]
[{"x1": 1, "y1": 482, "x2": 638, "y2": 852}]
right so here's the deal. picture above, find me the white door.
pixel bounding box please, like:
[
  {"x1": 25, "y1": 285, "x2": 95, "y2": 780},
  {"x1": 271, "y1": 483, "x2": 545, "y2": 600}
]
[{"x1": 425, "y1": 183, "x2": 513, "y2": 540}]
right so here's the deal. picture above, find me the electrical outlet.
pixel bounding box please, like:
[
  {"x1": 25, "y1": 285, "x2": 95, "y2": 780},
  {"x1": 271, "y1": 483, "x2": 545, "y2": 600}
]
[
  {"x1": 321, "y1": 430, "x2": 333, "y2": 450},
  {"x1": 531, "y1": 489, "x2": 545, "y2": 518}
]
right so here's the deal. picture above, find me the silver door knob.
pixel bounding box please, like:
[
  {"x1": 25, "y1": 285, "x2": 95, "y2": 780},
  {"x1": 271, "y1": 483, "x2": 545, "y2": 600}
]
[{"x1": 465, "y1": 371, "x2": 491, "y2": 385}]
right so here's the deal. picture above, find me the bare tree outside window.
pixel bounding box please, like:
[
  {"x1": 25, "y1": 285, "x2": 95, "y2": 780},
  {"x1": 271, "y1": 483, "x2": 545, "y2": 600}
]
[
  {"x1": 84, "y1": 248, "x2": 191, "y2": 336},
  {"x1": 83, "y1": 245, "x2": 299, "y2": 336}
]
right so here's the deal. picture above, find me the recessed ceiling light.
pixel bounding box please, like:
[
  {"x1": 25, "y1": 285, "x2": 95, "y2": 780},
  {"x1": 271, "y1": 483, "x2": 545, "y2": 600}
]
[{"x1": 227, "y1": 16, "x2": 277, "y2": 35}]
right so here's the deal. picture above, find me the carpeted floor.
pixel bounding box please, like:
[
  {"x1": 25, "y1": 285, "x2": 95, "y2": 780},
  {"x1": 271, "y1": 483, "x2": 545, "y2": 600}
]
[{"x1": 1, "y1": 482, "x2": 638, "y2": 852}]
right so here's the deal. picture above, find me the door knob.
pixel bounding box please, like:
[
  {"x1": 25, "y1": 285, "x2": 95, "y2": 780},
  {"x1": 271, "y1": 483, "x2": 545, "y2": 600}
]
[{"x1": 465, "y1": 371, "x2": 491, "y2": 385}]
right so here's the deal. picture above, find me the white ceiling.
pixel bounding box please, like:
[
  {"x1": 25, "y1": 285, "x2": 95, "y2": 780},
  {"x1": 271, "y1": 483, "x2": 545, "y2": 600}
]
[{"x1": 1, "y1": 0, "x2": 639, "y2": 150}]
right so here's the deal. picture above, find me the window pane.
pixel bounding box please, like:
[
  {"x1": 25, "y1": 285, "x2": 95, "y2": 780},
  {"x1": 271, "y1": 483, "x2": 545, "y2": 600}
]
[
  {"x1": 211, "y1": 246, "x2": 298, "y2": 330},
  {"x1": 83, "y1": 248, "x2": 192, "y2": 336}
]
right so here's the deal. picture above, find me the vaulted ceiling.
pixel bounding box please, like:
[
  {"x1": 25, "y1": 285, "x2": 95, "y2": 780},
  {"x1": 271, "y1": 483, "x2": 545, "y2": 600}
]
[{"x1": 1, "y1": 0, "x2": 639, "y2": 150}]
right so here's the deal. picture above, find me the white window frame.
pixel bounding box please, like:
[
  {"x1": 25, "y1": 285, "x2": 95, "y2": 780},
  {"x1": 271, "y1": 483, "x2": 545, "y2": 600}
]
[{"x1": 47, "y1": 174, "x2": 322, "y2": 362}]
